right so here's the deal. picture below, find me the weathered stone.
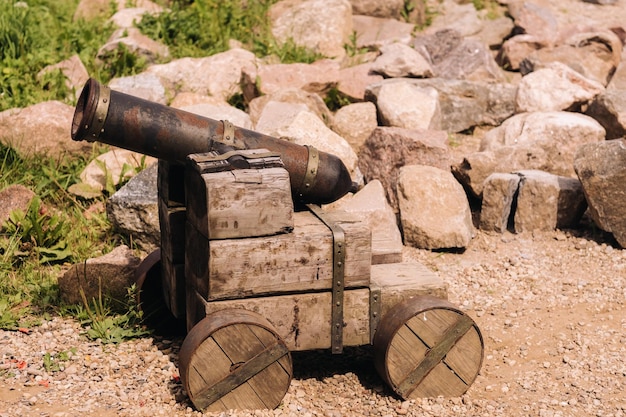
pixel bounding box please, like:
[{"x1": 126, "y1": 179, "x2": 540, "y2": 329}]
[
  {"x1": 331, "y1": 102, "x2": 378, "y2": 153},
  {"x1": 426, "y1": 0, "x2": 483, "y2": 37},
  {"x1": 337, "y1": 63, "x2": 384, "y2": 101},
  {"x1": 470, "y1": 16, "x2": 515, "y2": 49},
  {"x1": 37, "y1": 55, "x2": 89, "y2": 99},
  {"x1": 169, "y1": 93, "x2": 225, "y2": 109},
  {"x1": 480, "y1": 173, "x2": 521, "y2": 233},
  {"x1": 358, "y1": 127, "x2": 451, "y2": 211},
  {"x1": 398, "y1": 165, "x2": 474, "y2": 250},
  {"x1": 0, "y1": 185, "x2": 36, "y2": 228},
  {"x1": 107, "y1": 163, "x2": 159, "y2": 251},
  {"x1": 434, "y1": 38, "x2": 506, "y2": 81},
  {"x1": 110, "y1": 7, "x2": 161, "y2": 29},
  {"x1": 513, "y1": 170, "x2": 587, "y2": 232},
  {"x1": 352, "y1": 15, "x2": 414, "y2": 49},
  {"x1": 413, "y1": 28, "x2": 462, "y2": 65},
  {"x1": 349, "y1": 0, "x2": 404, "y2": 19},
  {"x1": 0, "y1": 101, "x2": 93, "y2": 157},
  {"x1": 147, "y1": 48, "x2": 258, "y2": 101},
  {"x1": 257, "y1": 109, "x2": 360, "y2": 181},
  {"x1": 452, "y1": 150, "x2": 498, "y2": 197},
  {"x1": 245, "y1": 60, "x2": 341, "y2": 100},
  {"x1": 326, "y1": 180, "x2": 403, "y2": 264},
  {"x1": 270, "y1": 0, "x2": 352, "y2": 58},
  {"x1": 98, "y1": 27, "x2": 169, "y2": 65},
  {"x1": 255, "y1": 101, "x2": 314, "y2": 135},
  {"x1": 108, "y1": 72, "x2": 168, "y2": 104},
  {"x1": 480, "y1": 111, "x2": 606, "y2": 178},
  {"x1": 497, "y1": 34, "x2": 547, "y2": 71},
  {"x1": 371, "y1": 43, "x2": 434, "y2": 78},
  {"x1": 58, "y1": 245, "x2": 141, "y2": 306},
  {"x1": 507, "y1": 1, "x2": 559, "y2": 44},
  {"x1": 180, "y1": 104, "x2": 253, "y2": 130},
  {"x1": 585, "y1": 90, "x2": 626, "y2": 140},
  {"x1": 374, "y1": 81, "x2": 442, "y2": 131},
  {"x1": 607, "y1": 60, "x2": 626, "y2": 91},
  {"x1": 516, "y1": 62, "x2": 604, "y2": 112},
  {"x1": 521, "y1": 30, "x2": 622, "y2": 87},
  {"x1": 366, "y1": 78, "x2": 517, "y2": 133},
  {"x1": 77, "y1": 149, "x2": 157, "y2": 194},
  {"x1": 574, "y1": 139, "x2": 626, "y2": 247},
  {"x1": 248, "y1": 89, "x2": 332, "y2": 127}
]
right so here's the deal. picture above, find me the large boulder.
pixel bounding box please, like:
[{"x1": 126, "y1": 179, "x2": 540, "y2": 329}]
[
  {"x1": 58, "y1": 245, "x2": 141, "y2": 306},
  {"x1": 0, "y1": 101, "x2": 93, "y2": 157},
  {"x1": 397, "y1": 165, "x2": 474, "y2": 250},
  {"x1": 574, "y1": 139, "x2": 626, "y2": 248},
  {"x1": 358, "y1": 127, "x2": 451, "y2": 211}
]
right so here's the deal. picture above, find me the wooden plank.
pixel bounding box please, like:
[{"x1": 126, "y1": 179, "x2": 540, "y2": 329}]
[
  {"x1": 441, "y1": 324, "x2": 483, "y2": 385},
  {"x1": 185, "y1": 165, "x2": 294, "y2": 240},
  {"x1": 161, "y1": 257, "x2": 185, "y2": 319},
  {"x1": 370, "y1": 262, "x2": 448, "y2": 318},
  {"x1": 411, "y1": 362, "x2": 469, "y2": 398},
  {"x1": 158, "y1": 159, "x2": 186, "y2": 206},
  {"x1": 159, "y1": 199, "x2": 186, "y2": 264},
  {"x1": 201, "y1": 210, "x2": 371, "y2": 300},
  {"x1": 201, "y1": 289, "x2": 371, "y2": 351},
  {"x1": 386, "y1": 323, "x2": 429, "y2": 387}
]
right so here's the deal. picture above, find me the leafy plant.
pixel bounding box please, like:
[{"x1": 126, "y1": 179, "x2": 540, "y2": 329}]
[
  {"x1": 3, "y1": 197, "x2": 72, "y2": 264},
  {"x1": 74, "y1": 284, "x2": 149, "y2": 344},
  {"x1": 43, "y1": 349, "x2": 74, "y2": 372}
]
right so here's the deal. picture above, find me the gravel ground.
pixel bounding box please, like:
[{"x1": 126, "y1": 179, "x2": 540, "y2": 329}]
[{"x1": 1, "y1": 225, "x2": 624, "y2": 417}]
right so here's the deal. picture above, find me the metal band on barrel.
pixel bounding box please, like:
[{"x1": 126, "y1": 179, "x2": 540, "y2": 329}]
[
  {"x1": 221, "y1": 120, "x2": 245, "y2": 149},
  {"x1": 85, "y1": 84, "x2": 111, "y2": 142},
  {"x1": 298, "y1": 145, "x2": 319, "y2": 199}
]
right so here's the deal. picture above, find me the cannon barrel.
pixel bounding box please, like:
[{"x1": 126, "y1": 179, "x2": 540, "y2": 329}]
[{"x1": 71, "y1": 78, "x2": 356, "y2": 204}]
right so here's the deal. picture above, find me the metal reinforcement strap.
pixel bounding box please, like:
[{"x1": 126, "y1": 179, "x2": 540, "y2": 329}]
[{"x1": 306, "y1": 204, "x2": 346, "y2": 354}]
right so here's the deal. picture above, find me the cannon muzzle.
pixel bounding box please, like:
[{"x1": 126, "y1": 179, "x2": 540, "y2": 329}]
[{"x1": 71, "y1": 78, "x2": 355, "y2": 204}]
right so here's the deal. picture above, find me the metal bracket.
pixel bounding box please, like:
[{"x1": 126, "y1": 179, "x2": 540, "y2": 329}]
[
  {"x1": 369, "y1": 286, "x2": 381, "y2": 343},
  {"x1": 209, "y1": 119, "x2": 246, "y2": 150},
  {"x1": 85, "y1": 84, "x2": 111, "y2": 142},
  {"x1": 298, "y1": 145, "x2": 319, "y2": 200},
  {"x1": 307, "y1": 204, "x2": 345, "y2": 354}
]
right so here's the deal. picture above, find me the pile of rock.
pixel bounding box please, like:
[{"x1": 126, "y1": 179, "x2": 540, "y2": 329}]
[{"x1": 1, "y1": 0, "x2": 626, "y2": 255}]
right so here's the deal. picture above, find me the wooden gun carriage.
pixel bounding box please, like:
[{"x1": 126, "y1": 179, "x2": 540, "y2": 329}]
[{"x1": 72, "y1": 79, "x2": 484, "y2": 412}]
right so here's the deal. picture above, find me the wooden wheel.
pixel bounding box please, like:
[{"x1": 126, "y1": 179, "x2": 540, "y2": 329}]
[
  {"x1": 179, "y1": 309, "x2": 293, "y2": 412},
  {"x1": 134, "y1": 249, "x2": 184, "y2": 336},
  {"x1": 373, "y1": 296, "x2": 483, "y2": 399}
]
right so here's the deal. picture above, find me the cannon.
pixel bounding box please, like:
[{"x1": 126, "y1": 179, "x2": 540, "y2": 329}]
[{"x1": 71, "y1": 79, "x2": 484, "y2": 413}]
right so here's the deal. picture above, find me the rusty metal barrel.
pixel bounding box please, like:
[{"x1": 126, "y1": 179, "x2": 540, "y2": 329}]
[{"x1": 71, "y1": 78, "x2": 356, "y2": 204}]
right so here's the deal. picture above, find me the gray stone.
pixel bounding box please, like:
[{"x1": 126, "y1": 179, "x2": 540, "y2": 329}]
[
  {"x1": 521, "y1": 30, "x2": 622, "y2": 87},
  {"x1": 108, "y1": 72, "x2": 168, "y2": 105},
  {"x1": 181, "y1": 103, "x2": 253, "y2": 130},
  {"x1": 398, "y1": 165, "x2": 474, "y2": 250},
  {"x1": 331, "y1": 102, "x2": 378, "y2": 154},
  {"x1": 425, "y1": 0, "x2": 483, "y2": 37},
  {"x1": 244, "y1": 60, "x2": 341, "y2": 101},
  {"x1": 147, "y1": 48, "x2": 258, "y2": 101},
  {"x1": 97, "y1": 27, "x2": 169, "y2": 65},
  {"x1": 480, "y1": 111, "x2": 606, "y2": 178},
  {"x1": 585, "y1": 90, "x2": 626, "y2": 140},
  {"x1": 270, "y1": 0, "x2": 353, "y2": 59},
  {"x1": 58, "y1": 245, "x2": 141, "y2": 306},
  {"x1": 371, "y1": 43, "x2": 434, "y2": 78},
  {"x1": 248, "y1": 89, "x2": 332, "y2": 127},
  {"x1": 37, "y1": 55, "x2": 89, "y2": 100},
  {"x1": 433, "y1": 38, "x2": 506, "y2": 81},
  {"x1": 375, "y1": 81, "x2": 442, "y2": 131},
  {"x1": 349, "y1": 0, "x2": 404, "y2": 19},
  {"x1": 496, "y1": 34, "x2": 547, "y2": 71},
  {"x1": 507, "y1": 1, "x2": 558, "y2": 44},
  {"x1": 480, "y1": 173, "x2": 521, "y2": 233},
  {"x1": 574, "y1": 139, "x2": 626, "y2": 247},
  {"x1": 513, "y1": 170, "x2": 587, "y2": 233},
  {"x1": 358, "y1": 127, "x2": 451, "y2": 211},
  {"x1": 516, "y1": 62, "x2": 604, "y2": 113},
  {"x1": 366, "y1": 78, "x2": 517, "y2": 133},
  {"x1": 352, "y1": 15, "x2": 414, "y2": 49},
  {"x1": 337, "y1": 63, "x2": 384, "y2": 101},
  {"x1": 326, "y1": 180, "x2": 403, "y2": 264},
  {"x1": 106, "y1": 163, "x2": 159, "y2": 252}
]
